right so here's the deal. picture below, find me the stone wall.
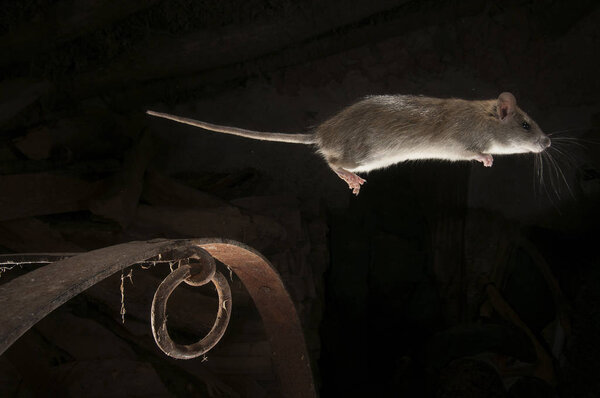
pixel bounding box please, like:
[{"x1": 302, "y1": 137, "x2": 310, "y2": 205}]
[{"x1": 0, "y1": 0, "x2": 599, "y2": 396}]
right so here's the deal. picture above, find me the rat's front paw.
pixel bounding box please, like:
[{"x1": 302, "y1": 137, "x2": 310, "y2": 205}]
[{"x1": 475, "y1": 154, "x2": 493, "y2": 167}]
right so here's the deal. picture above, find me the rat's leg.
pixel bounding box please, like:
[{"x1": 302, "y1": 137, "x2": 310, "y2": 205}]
[
  {"x1": 332, "y1": 167, "x2": 366, "y2": 195},
  {"x1": 474, "y1": 154, "x2": 494, "y2": 167},
  {"x1": 324, "y1": 154, "x2": 367, "y2": 195}
]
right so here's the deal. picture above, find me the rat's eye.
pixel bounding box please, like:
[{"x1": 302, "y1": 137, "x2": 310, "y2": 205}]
[{"x1": 522, "y1": 121, "x2": 531, "y2": 131}]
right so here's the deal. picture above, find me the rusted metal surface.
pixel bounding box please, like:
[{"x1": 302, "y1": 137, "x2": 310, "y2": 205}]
[
  {"x1": 197, "y1": 240, "x2": 317, "y2": 398},
  {"x1": 151, "y1": 248, "x2": 232, "y2": 359},
  {"x1": 0, "y1": 238, "x2": 316, "y2": 398}
]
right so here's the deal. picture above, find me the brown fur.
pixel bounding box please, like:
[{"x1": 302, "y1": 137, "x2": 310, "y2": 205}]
[
  {"x1": 147, "y1": 92, "x2": 549, "y2": 194},
  {"x1": 314, "y1": 94, "x2": 545, "y2": 172}
]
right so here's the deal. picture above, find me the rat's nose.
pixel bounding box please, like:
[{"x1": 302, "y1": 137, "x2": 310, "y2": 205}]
[{"x1": 539, "y1": 136, "x2": 551, "y2": 148}]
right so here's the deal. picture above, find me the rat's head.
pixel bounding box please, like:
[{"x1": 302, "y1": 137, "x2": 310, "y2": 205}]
[{"x1": 487, "y1": 92, "x2": 550, "y2": 154}]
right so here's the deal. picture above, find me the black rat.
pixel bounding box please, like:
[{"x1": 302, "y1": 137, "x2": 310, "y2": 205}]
[{"x1": 147, "y1": 92, "x2": 550, "y2": 195}]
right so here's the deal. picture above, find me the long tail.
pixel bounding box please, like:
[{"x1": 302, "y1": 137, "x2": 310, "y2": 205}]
[{"x1": 147, "y1": 110, "x2": 316, "y2": 144}]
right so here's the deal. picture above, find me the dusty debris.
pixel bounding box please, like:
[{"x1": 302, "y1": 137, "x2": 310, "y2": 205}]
[{"x1": 120, "y1": 268, "x2": 134, "y2": 324}]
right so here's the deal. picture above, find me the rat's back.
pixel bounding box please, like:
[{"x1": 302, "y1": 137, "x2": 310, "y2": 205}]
[{"x1": 314, "y1": 95, "x2": 488, "y2": 171}]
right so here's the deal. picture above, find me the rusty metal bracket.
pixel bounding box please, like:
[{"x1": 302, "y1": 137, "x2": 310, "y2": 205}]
[
  {"x1": 151, "y1": 248, "x2": 232, "y2": 359},
  {"x1": 0, "y1": 238, "x2": 316, "y2": 398}
]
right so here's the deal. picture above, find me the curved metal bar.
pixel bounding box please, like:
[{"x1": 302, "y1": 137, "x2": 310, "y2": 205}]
[
  {"x1": 0, "y1": 238, "x2": 316, "y2": 398},
  {"x1": 195, "y1": 239, "x2": 316, "y2": 398}
]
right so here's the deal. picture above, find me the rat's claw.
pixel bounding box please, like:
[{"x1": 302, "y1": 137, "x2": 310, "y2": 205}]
[{"x1": 349, "y1": 177, "x2": 365, "y2": 195}]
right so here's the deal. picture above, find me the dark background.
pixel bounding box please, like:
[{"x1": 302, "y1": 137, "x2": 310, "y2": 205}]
[{"x1": 1, "y1": 0, "x2": 599, "y2": 397}]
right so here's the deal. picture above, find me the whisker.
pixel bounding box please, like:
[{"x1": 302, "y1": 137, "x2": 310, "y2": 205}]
[
  {"x1": 543, "y1": 152, "x2": 561, "y2": 197},
  {"x1": 550, "y1": 140, "x2": 587, "y2": 153},
  {"x1": 546, "y1": 150, "x2": 576, "y2": 199},
  {"x1": 536, "y1": 153, "x2": 545, "y2": 201},
  {"x1": 552, "y1": 140, "x2": 595, "y2": 165},
  {"x1": 550, "y1": 145, "x2": 578, "y2": 167},
  {"x1": 539, "y1": 152, "x2": 561, "y2": 213},
  {"x1": 547, "y1": 127, "x2": 591, "y2": 135},
  {"x1": 549, "y1": 146, "x2": 582, "y2": 189},
  {"x1": 552, "y1": 136, "x2": 599, "y2": 145},
  {"x1": 539, "y1": 154, "x2": 544, "y2": 180},
  {"x1": 531, "y1": 153, "x2": 538, "y2": 198}
]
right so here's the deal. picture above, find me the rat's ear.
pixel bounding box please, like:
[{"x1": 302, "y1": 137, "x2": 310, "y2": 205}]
[{"x1": 497, "y1": 92, "x2": 517, "y2": 122}]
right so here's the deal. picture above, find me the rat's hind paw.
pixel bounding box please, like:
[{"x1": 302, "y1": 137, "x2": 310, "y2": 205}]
[
  {"x1": 349, "y1": 177, "x2": 366, "y2": 195},
  {"x1": 475, "y1": 154, "x2": 494, "y2": 167},
  {"x1": 333, "y1": 168, "x2": 366, "y2": 195}
]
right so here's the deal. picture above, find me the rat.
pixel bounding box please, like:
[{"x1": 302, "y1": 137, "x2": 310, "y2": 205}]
[{"x1": 147, "y1": 92, "x2": 550, "y2": 195}]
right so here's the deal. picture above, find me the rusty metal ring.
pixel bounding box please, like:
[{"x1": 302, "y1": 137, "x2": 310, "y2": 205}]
[
  {"x1": 182, "y1": 248, "x2": 216, "y2": 287},
  {"x1": 151, "y1": 261, "x2": 232, "y2": 359}
]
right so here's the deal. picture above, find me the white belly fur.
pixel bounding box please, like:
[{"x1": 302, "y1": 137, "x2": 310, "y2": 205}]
[{"x1": 349, "y1": 148, "x2": 471, "y2": 173}]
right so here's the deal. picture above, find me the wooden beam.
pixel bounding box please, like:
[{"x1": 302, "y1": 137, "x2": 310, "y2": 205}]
[
  {"x1": 0, "y1": 172, "x2": 104, "y2": 221},
  {"x1": 0, "y1": 79, "x2": 51, "y2": 126},
  {"x1": 0, "y1": 0, "x2": 159, "y2": 67},
  {"x1": 69, "y1": 0, "x2": 410, "y2": 96}
]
